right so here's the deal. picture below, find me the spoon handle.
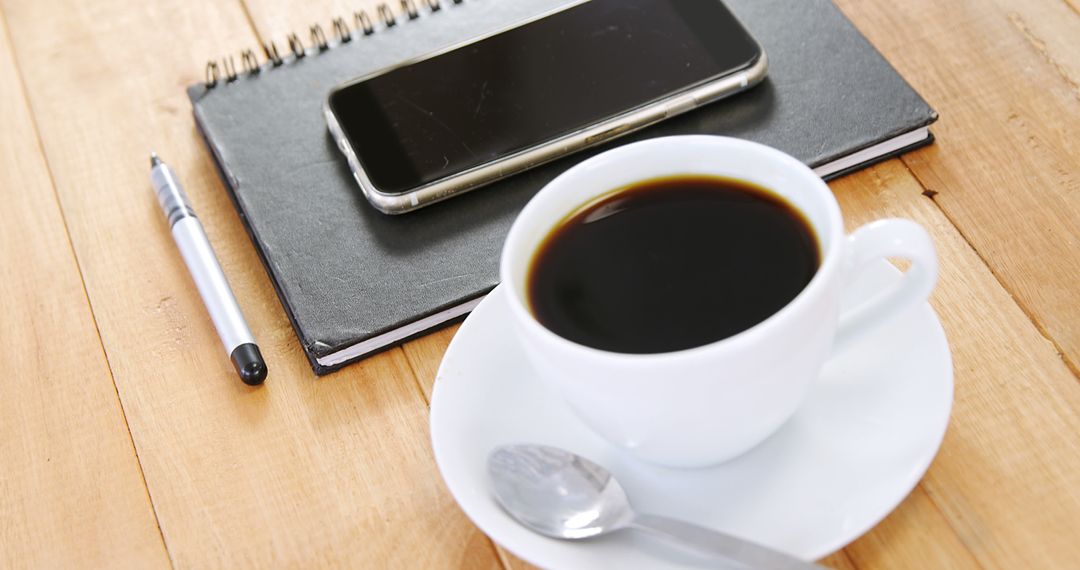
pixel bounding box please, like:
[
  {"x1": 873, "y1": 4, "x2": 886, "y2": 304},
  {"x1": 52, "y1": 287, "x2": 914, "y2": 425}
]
[{"x1": 630, "y1": 513, "x2": 824, "y2": 569}]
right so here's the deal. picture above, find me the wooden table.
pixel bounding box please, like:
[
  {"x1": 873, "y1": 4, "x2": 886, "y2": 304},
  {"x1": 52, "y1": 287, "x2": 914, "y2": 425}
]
[{"x1": 2, "y1": 0, "x2": 1077, "y2": 567}]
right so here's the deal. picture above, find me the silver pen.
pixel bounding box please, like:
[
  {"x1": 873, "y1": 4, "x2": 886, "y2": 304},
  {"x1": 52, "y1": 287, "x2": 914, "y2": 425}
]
[{"x1": 150, "y1": 152, "x2": 267, "y2": 385}]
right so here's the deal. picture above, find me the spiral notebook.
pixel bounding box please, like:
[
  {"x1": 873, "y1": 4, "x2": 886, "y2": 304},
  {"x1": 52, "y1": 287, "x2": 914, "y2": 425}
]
[{"x1": 189, "y1": 0, "x2": 937, "y2": 374}]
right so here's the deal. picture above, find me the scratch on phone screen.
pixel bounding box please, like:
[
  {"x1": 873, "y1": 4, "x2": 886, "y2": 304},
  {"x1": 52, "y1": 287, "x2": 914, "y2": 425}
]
[
  {"x1": 398, "y1": 95, "x2": 477, "y2": 157},
  {"x1": 473, "y1": 80, "x2": 490, "y2": 118}
]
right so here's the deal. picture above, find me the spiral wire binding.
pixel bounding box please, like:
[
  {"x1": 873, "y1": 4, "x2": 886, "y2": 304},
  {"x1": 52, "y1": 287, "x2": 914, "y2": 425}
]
[
  {"x1": 204, "y1": 0, "x2": 459, "y2": 89},
  {"x1": 241, "y1": 49, "x2": 260, "y2": 75},
  {"x1": 356, "y1": 10, "x2": 375, "y2": 35},
  {"x1": 205, "y1": 61, "x2": 220, "y2": 87},
  {"x1": 263, "y1": 41, "x2": 283, "y2": 66},
  {"x1": 223, "y1": 56, "x2": 238, "y2": 82},
  {"x1": 378, "y1": 4, "x2": 397, "y2": 27},
  {"x1": 333, "y1": 17, "x2": 352, "y2": 43},
  {"x1": 310, "y1": 24, "x2": 330, "y2": 51},
  {"x1": 287, "y1": 32, "x2": 305, "y2": 58}
]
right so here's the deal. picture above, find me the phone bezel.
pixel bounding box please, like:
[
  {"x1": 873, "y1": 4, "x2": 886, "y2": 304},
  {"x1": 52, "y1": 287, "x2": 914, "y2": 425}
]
[{"x1": 324, "y1": 1, "x2": 768, "y2": 214}]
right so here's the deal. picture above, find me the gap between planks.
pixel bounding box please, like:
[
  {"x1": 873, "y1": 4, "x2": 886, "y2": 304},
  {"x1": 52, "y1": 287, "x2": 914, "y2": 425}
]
[
  {"x1": 1063, "y1": 0, "x2": 1080, "y2": 18},
  {"x1": 897, "y1": 155, "x2": 1080, "y2": 381},
  {"x1": 1005, "y1": 11, "x2": 1080, "y2": 101},
  {"x1": 238, "y1": 0, "x2": 267, "y2": 52},
  {"x1": 399, "y1": 343, "x2": 437, "y2": 409}
]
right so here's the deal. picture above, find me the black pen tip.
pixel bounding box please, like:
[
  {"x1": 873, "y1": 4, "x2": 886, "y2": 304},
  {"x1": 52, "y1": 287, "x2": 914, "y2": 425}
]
[
  {"x1": 231, "y1": 343, "x2": 268, "y2": 386},
  {"x1": 150, "y1": 151, "x2": 162, "y2": 168}
]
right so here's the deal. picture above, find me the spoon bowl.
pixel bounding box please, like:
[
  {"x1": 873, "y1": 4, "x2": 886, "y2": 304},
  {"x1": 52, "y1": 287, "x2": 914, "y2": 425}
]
[
  {"x1": 488, "y1": 444, "x2": 823, "y2": 568},
  {"x1": 488, "y1": 444, "x2": 633, "y2": 539}
]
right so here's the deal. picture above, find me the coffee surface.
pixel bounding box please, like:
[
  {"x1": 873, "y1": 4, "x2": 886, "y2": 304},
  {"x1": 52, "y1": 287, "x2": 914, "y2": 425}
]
[{"x1": 527, "y1": 176, "x2": 820, "y2": 353}]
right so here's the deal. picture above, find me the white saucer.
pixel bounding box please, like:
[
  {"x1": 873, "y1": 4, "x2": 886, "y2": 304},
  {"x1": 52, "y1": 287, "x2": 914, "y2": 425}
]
[{"x1": 430, "y1": 261, "x2": 952, "y2": 569}]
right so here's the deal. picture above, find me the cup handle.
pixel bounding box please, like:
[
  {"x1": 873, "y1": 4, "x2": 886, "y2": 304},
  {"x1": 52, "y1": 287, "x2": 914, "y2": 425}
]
[{"x1": 833, "y1": 218, "x2": 938, "y2": 353}]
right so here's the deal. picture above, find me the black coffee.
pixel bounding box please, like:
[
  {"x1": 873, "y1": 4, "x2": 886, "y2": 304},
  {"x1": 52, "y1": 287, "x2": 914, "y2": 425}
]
[{"x1": 527, "y1": 176, "x2": 820, "y2": 353}]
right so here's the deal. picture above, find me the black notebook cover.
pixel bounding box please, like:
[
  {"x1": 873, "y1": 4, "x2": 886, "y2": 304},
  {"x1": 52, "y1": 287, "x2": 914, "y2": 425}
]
[{"x1": 189, "y1": 0, "x2": 937, "y2": 374}]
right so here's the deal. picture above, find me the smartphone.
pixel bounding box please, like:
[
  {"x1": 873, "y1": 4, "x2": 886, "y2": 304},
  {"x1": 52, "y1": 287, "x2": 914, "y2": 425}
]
[{"x1": 325, "y1": 0, "x2": 767, "y2": 214}]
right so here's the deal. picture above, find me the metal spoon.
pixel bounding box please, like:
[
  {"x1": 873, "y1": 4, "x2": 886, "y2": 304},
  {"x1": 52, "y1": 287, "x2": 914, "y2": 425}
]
[{"x1": 488, "y1": 444, "x2": 823, "y2": 569}]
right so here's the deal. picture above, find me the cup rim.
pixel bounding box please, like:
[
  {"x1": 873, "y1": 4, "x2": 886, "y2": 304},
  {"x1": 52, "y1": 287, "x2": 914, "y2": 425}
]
[{"x1": 500, "y1": 135, "x2": 845, "y2": 362}]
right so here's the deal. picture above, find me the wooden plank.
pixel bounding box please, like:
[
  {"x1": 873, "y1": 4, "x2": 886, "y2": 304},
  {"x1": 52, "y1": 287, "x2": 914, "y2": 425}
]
[
  {"x1": 832, "y1": 160, "x2": 1080, "y2": 568},
  {"x1": 0, "y1": 9, "x2": 170, "y2": 568},
  {"x1": 0, "y1": 0, "x2": 497, "y2": 566},
  {"x1": 832, "y1": 0, "x2": 1080, "y2": 373}
]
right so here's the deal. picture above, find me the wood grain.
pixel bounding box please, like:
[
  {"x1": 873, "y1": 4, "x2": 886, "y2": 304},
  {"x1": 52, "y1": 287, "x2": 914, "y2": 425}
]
[
  {"x1": 832, "y1": 0, "x2": 1080, "y2": 373},
  {"x1": 819, "y1": 551, "x2": 860, "y2": 570},
  {"x1": 842, "y1": 486, "x2": 978, "y2": 570},
  {"x1": 991, "y1": 0, "x2": 1080, "y2": 99},
  {"x1": 0, "y1": 9, "x2": 170, "y2": 568},
  {"x1": 0, "y1": 0, "x2": 497, "y2": 566},
  {"x1": 832, "y1": 160, "x2": 1080, "y2": 568}
]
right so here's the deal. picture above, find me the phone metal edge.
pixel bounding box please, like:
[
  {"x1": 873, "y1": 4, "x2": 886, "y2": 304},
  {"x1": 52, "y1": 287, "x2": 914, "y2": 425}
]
[{"x1": 327, "y1": 20, "x2": 769, "y2": 214}]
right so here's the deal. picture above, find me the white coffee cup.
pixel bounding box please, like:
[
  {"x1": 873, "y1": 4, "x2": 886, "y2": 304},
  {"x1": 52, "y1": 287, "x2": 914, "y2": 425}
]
[{"x1": 499, "y1": 136, "x2": 938, "y2": 468}]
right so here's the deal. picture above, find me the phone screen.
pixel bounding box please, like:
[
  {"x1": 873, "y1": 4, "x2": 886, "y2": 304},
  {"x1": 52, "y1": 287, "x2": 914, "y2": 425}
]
[{"x1": 328, "y1": 0, "x2": 761, "y2": 195}]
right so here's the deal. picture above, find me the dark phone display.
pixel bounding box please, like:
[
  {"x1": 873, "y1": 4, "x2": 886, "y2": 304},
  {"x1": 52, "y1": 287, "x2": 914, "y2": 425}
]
[{"x1": 329, "y1": 0, "x2": 761, "y2": 195}]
